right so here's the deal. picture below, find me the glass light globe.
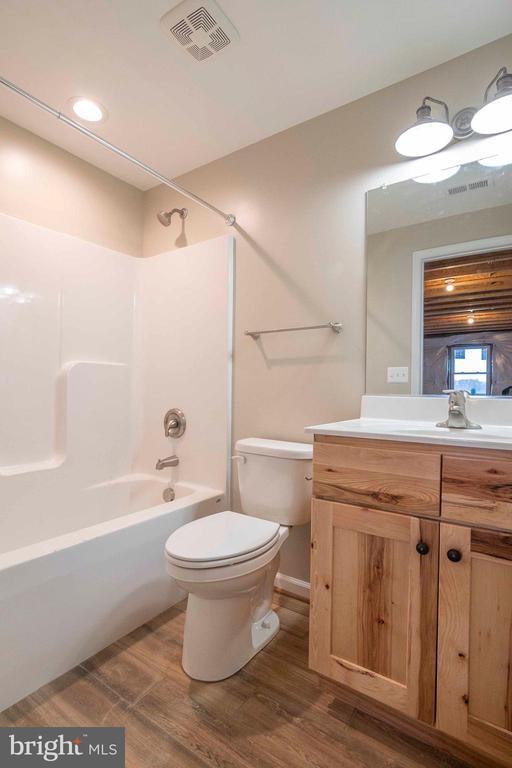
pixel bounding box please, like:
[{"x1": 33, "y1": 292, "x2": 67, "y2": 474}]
[
  {"x1": 471, "y1": 92, "x2": 512, "y2": 135},
  {"x1": 395, "y1": 120, "x2": 453, "y2": 158}
]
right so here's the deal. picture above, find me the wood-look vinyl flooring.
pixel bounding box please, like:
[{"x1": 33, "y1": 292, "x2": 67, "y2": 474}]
[{"x1": 0, "y1": 593, "x2": 470, "y2": 768}]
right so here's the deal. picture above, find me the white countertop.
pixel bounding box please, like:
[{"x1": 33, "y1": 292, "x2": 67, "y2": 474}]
[
  {"x1": 305, "y1": 417, "x2": 512, "y2": 450},
  {"x1": 305, "y1": 395, "x2": 512, "y2": 451}
]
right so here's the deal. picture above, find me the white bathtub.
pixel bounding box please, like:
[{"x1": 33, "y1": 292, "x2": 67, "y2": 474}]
[{"x1": 0, "y1": 476, "x2": 224, "y2": 711}]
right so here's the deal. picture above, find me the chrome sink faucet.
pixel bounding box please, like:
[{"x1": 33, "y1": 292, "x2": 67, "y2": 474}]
[
  {"x1": 436, "y1": 389, "x2": 481, "y2": 430},
  {"x1": 155, "y1": 455, "x2": 179, "y2": 470}
]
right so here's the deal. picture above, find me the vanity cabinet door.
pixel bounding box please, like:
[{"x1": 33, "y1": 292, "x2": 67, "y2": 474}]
[
  {"x1": 310, "y1": 499, "x2": 439, "y2": 723},
  {"x1": 437, "y1": 524, "x2": 512, "y2": 765}
]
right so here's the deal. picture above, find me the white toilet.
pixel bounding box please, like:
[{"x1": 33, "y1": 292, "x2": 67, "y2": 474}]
[{"x1": 164, "y1": 437, "x2": 312, "y2": 681}]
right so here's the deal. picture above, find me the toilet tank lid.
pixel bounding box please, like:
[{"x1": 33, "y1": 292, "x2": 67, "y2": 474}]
[{"x1": 235, "y1": 438, "x2": 312, "y2": 460}]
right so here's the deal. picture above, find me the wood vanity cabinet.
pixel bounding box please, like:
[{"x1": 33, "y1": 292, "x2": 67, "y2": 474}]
[
  {"x1": 438, "y1": 523, "x2": 512, "y2": 763},
  {"x1": 310, "y1": 498, "x2": 439, "y2": 723},
  {"x1": 310, "y1": 435, "x2": 512, "y2": 767}
]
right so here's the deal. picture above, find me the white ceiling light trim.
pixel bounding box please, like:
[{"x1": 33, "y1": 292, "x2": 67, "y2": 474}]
[{"x1": 69, "y1": 97, "x2": 107, "y2": 123}]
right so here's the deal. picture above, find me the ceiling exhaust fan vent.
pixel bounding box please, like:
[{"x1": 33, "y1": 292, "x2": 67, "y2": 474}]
[
  {"x1": 468, "y1": 179, "x2": 488, "y2": 191},
  {"x1": 448, "y1": 184, "x2": 468, "y2": 195},
  {"x1": 448, "y1": 179, "x2": 488, "y2": 196},
  {"x1": 160, "y1": 0, "x2": 239, "y2": 62}
]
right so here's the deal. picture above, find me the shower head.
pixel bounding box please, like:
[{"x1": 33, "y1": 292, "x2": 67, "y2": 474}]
[{"x1": 157, "y1": 208, "x2": 188, "y2": 226}]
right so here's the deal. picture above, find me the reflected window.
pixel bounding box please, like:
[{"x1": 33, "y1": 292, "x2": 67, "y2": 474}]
[{"x1": 448, "y1": 345, "x2": 491, "y2": 395}]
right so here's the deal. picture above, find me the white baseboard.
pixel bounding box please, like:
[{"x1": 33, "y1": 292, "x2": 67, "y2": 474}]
[{"x1": 275, "y1": 572, "x2": 310, "y2": 601}]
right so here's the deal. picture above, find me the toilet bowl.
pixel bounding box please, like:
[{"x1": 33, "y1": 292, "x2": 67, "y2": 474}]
[{"x1": 165, "y1": 438, "x2": 312, "y2": 681}]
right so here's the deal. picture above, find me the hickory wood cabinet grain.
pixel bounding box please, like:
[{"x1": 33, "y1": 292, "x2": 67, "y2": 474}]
[
  {"x1": 438, "y1": 523, "x2": 512, "y2": 765},
  {"x1": 310, "y1": 498, "x2": 439, "y2": 723},
  {"x1": 313, "y1": 437, "x2": 441, "y2": 516},
  {"x1": 310, "y1": 435, "x2": 512, "y2": 768},
  {"x1": 442, "y1": 453, "x2": 512, "y2": 530}
]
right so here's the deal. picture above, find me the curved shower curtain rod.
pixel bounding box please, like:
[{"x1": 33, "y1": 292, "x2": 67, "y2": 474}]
[{"x1": 0, "y1": 76, "x2": 236, "y2": 226}]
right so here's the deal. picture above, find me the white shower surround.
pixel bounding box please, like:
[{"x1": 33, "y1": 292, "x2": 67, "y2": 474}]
[{"x1": 0, "y1": 213, "x2": 234, "y2": 709}]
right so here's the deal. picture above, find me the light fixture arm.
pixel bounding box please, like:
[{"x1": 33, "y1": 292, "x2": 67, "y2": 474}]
[
  {"x1": 484, "y1": 67, "x2": 508, "y2": 103},
  {"x1": 421, "y1": 96, "x2": 450, "y2": 123}
]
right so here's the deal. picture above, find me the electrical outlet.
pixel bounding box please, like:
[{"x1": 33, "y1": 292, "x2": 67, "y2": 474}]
[{"x1": 387, "y1": 366, "x2": 409, "y2": 383}]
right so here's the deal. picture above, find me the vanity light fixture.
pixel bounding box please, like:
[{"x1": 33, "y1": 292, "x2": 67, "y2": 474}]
[
  {"x1": 396, "y1": 65, "x2": 512, "y2": 157},
  {"x1": 70, "y1": 97, "x2": 107, "y2": 123},
  {"x1": 471, "y1": 68, "x2": 512, "y2": 135},
  {"x1": 395, "y1": 97, "x2": 453, "y2": 157}
]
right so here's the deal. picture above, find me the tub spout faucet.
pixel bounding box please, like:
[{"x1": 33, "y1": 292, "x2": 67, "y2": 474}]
[
  {"x1": 156, "y1": 455, "x2": 179, "y2": 470},
  {"x1": 436, "y1": 389, "x2": 481, "y2": 430}
]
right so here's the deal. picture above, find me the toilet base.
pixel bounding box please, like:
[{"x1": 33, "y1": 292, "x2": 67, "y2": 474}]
[
  {"x1": 179, "y1": 554, "x2": 282, "y2": 681},
  {"x1": 169, "y1": 528, "x2": 289, "y2": 682},
  {"x1": 182, "y1": 606, "x2": 279, "y2": 682},
  {"x1": 251, "y1": 608, "x2": 280, "y2": 654}
]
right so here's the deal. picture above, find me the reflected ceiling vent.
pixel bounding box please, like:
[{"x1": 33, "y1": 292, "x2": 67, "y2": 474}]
[
  {"x1": 160, "y1": 0, "x2": 239, "y2": 62},
  {"x1": 448, "y1": 179, "x2": 489, "y2": 195}
]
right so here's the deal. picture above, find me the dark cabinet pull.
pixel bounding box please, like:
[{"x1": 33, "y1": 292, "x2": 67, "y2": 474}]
[
  {"x1": 416, "y1": 541, "x2": 429, "y2": 556},
  {"x1": 447, "y1": 548, "x2": 462, "y2": 563}
]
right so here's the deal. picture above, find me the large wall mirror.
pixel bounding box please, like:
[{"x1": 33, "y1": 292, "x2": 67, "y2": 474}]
[{"x1": 366, "y1": 151, "x2": 512, "y2": 397}]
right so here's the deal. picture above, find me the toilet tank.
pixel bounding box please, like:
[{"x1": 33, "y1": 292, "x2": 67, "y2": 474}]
[{"x1": 235, "y1": 438, "x2": 313, "y2": 526}]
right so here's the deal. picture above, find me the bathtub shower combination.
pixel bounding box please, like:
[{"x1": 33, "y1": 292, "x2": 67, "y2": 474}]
[{"x1": 0, "y1": 213, "x2": 234, "y2": 710}]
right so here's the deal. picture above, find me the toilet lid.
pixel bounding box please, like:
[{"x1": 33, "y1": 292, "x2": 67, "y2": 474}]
[{"x1": 165, "y1": 510, "x2": 280, "y2": 563}]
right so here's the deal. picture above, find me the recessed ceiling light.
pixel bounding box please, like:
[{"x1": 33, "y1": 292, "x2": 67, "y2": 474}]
[{"x1": 70, "y1": 98, "x2": 107, "y2": 123}]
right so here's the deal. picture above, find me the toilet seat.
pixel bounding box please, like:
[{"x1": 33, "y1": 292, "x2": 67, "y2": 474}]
[
  {"x1": 165, "y1": 510, "x2": 281, "y2": 570},
  {"x1": 167, "y1": 527, "x2": 288, "y2": 584}
]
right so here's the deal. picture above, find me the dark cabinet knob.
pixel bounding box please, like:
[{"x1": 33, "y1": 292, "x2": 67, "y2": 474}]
[
  {"x1": 416, "y1": 542, "x2": 429, "y2": 556},
  {"x1": 447, "y1": 548, "x2": 462, "y2": 563}
]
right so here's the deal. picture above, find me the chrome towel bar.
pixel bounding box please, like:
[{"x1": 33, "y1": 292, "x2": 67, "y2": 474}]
[{"x1": 245, "y1": 321, "x2": 342, "y2": 340}]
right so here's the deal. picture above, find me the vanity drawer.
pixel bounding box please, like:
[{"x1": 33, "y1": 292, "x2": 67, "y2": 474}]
[
  {"x1": 313, "y1": 438, "x2": 441, "y2": 516},
  {"x1": 442, "y1": 454, "x2": 512, "y2": 530}
]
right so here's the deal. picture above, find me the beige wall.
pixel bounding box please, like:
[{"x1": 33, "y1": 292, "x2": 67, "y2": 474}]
[
  {"x1": 1, "y1": 34, "x2": 510, "y2": 582},
  {"x1": 367, "y1": 202, "x2": 512, "y2": 395},
  {"x1": 142, "y1": 35, "x2": 512, "y2": 581},
  {"x1": 0, "y1": 116, "x2": 143, "y2": 256}
]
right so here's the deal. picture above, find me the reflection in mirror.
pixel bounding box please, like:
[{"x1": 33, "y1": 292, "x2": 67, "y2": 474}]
[
  {"x1": 366, "y1": 147, "x2": 512, "y2": 397},
  {"x1": 423, "y1": 252, "x2": 512, "y2": 395}
]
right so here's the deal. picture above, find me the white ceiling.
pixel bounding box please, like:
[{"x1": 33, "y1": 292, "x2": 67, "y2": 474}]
[{"x1": 0, "y1": 0, "x2": 510, "y2": 190}]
